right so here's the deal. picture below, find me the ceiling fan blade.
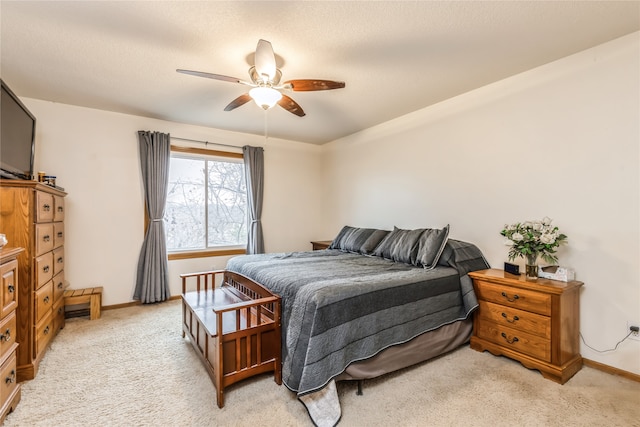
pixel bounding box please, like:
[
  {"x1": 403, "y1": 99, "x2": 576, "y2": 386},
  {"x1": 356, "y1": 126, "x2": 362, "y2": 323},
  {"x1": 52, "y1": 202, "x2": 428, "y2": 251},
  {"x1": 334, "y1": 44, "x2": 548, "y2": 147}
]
[
  {"x1": 277, "y1": 94, "x2": 305, "y2": 117},
  {"x1": 224, "y1": 94, "x2": 252, "y2": 111},
  {"x1": 177, "y1": 69, "x2": 252, "y2": 86},
  {"x1": 254, "y1": 39, "x2": 277, "y2": 81},
  {"x1": 283, "y1": 79, "x2": 346, "y2": 91}
]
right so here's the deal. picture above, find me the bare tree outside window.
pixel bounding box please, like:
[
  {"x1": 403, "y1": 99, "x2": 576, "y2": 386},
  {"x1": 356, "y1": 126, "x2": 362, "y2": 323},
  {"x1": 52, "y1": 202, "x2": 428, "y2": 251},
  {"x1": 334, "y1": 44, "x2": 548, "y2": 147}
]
[{"x1": 165, "y1": 154, "x2": 247, "y2": 251}]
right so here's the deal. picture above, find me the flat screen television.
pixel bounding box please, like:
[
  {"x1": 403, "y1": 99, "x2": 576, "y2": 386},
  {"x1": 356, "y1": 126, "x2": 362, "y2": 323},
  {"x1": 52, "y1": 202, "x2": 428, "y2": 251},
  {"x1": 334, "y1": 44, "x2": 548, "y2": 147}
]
[{"x1": 1, "y1": 79, "x2": 36, "y2": 180}]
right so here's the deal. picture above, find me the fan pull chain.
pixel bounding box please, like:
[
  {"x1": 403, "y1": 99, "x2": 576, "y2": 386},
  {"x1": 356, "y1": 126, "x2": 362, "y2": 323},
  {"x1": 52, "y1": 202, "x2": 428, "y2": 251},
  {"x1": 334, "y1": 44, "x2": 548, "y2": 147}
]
[{"x1": 264, "y1": 109, "x2": 269, "y2": 143}]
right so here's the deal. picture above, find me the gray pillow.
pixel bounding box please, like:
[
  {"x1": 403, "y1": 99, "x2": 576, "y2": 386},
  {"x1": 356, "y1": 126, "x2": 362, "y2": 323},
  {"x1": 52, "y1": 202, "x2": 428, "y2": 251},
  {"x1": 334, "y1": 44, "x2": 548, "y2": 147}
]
[
  {"x1": 414, "y1": 224, "x2": 450, "y2": 269},
  {"x1": 328, "y1": 226, "x2": 354, "y2": 250},
  {"x1": 360, "y1": 229, "x2": 390, "y2": 255},
  {"x1": 373, "y1": 226, "x2": 425, "y2": 264},
  {"x1": 329, "y1": 226, "x2": 389, "y2": 254}
]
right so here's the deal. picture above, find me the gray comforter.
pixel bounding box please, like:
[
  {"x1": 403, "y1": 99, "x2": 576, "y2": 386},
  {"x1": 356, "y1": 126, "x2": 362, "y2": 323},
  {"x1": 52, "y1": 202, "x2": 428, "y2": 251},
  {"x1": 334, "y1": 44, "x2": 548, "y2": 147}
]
[{"x1": 226, "y1": 239, "x2": 488, "y2": 397}]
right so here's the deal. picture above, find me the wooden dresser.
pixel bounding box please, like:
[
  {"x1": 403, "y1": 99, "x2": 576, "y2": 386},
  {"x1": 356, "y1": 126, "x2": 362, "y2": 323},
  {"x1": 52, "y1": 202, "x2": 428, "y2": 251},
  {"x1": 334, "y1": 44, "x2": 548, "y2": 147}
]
[
  {"x1": 0, "y1": 180, "x2": 67, "y2": 381},
  {"x1": 469, "y1": 269, "x2": 583, "y2": 384},
  {"x1": 0, "y1": 247, "x2": 22, "y2": 423}
]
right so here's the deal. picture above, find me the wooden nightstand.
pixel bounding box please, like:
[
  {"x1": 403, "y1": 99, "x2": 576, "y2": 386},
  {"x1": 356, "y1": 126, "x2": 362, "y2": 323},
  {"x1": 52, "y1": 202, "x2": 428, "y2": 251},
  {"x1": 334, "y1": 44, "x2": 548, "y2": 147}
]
[
  {"x1": 469, "y1": 269, "x2": 583, "y2": 384},
  {"x1": 0, "y1": 247, "x2": 23, "y2": 423},
  {"x1": 310, "y1": 240, "x2": 332, "y2": 251}
]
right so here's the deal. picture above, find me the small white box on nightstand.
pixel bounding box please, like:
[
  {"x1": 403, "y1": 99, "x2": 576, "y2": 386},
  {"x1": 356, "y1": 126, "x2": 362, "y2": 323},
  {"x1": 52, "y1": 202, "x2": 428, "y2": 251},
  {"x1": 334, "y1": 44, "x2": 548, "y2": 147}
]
[{"x1": 538, "y1": 265, "x2": 575, "y2": 282}]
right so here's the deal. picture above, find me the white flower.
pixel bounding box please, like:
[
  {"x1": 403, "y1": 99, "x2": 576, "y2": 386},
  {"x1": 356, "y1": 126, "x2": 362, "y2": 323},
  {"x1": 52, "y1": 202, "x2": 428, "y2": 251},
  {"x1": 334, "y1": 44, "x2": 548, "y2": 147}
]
[
  {"x1": 504, "y1": 239, "x2": 513, "y2": 246},
  {"x1": 540, "y1": 233, "x2": 555, "y2": 244},
  {"x1": 512, "y1": 232, "x2": 524, "y2": 242},
  {"x1": 532, "y1": 221, "x2": 543, "y2": 231},
  {"x1": 542, "y1": 216, "x2": 552, "y2": 225}
]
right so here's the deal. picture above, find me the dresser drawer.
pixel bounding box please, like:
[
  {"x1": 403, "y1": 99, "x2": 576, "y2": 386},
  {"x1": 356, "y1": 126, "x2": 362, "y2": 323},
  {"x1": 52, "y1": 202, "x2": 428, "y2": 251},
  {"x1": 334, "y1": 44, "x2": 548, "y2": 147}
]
[
  {"x1": 53, "y1": 247, "x2": 64, "y2": 276},
  {"x1": 476, "y1": 320, "x2": 551, "y2": 362},
  {"x1": 35, "y1": 313, "x2": 55, "y2": 357},
  {"x1": 52, "y1": 271, "x2": 65, "y2": 303},
  {"x1": 477, "y1": 300, "x2": 551, "y2": 339},
  {"x1": 474, "y1": 280, "x2": 551, "y2": 316},
  {"x1": 0, "y1": 312, "x2": 17, "y2": 361},
  {"x1": 35, "y1": 280, "x2": 53, "y2": 324},
  {"x1": 54, "y1": 195, "x2": 65, "y2": 222},
  {"x1": 0, "y1": 352, "x2": 18, "y2": 405},
  {"x1": 35, "y1": 223, "x2": 55, "y2": 256},
  {"x1": 35, "y1": 191, "x2": 54, "y2": 223},
  {"x1": 54, "y1": 222, "x2": 65, "y2": 249},
  {"x1": 34, "y1": 252, "x2": 54, "y2": 288},
  {"x1": 53, "y1": 298, "x2": 65, "y2": 332}
]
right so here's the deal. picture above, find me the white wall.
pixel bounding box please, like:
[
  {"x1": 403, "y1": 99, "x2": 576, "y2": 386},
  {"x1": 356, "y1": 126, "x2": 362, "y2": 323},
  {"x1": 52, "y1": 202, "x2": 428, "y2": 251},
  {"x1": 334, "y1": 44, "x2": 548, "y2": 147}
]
[
  {"x1": 321, "y1": 33, "x2": 640, "y2": 375},
  {"x1": 23, "y1": 99, "x2": 324, "y2": 306}
]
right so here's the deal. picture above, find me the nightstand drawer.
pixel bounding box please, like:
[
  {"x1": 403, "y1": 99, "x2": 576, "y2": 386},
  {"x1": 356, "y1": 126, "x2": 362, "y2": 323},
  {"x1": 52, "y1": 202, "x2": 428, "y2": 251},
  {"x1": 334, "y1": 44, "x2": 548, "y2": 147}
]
[
  {"x1": 474, "y1": 280, "x2": 551, "y2": 315},
  {"x1": 0, "y1": 352, "x2": 18, "y2": 405},
  {"x1": 0, "y1": 259, "x2": 18, "y2": 318},
  {"x1": 476, "y1": 321, "x2": 551, "y2": 362},
  {"x1": 478, "y1": 300, "x2": 550, "y2": 339},
  {"x1": 0, "y1": 312, "x2": 17, "y2": 361}
]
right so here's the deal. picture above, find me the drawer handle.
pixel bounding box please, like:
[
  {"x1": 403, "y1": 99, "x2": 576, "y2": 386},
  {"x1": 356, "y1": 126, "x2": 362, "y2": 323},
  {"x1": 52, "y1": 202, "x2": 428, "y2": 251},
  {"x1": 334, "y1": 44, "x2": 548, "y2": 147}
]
[
  {"x1": 501, "y1": 332, "x2": 519, "y2": 345},
  {"x1": 43, "y1": 265, "x2": 50, "y2": 273},
  {"x1": 5, "y1": 370, "x2": 15, "y2": 384},
  {"x1": 43, "y1": 204, "x2": 51, "y2": 211},
  {"x1": 43, "y1": 295, "x2": 50, "y2": 304},
  {"x1": 57, "y1": 257, "x2": 64, "y2": 264},
  {"x1": 58, "y1": 307, "x2": 64, "y2": 314},
  {"x1": 57, "y1": 206, "x2": 64, "y2": 212},
  {"x1": 43, "y1": 326, "x2": 50, "y2": 335},
  {"x1": 501, "y1": 291, "x2": 519, "y2": 302},
  {"x1": 501, "y1": 313, "x2": 519, "y2": 323},
  {"x1": 57, "y1": 232, "x2": 63, "y2": 238},
  {"x1": 57, "y1": 282, "x2": 64, "y2": 289},
  {"x1": 43, "y1": 235, "x2": 51, "y2": 242},
  {"x1": 7, "y1": 284, "x2": 14, "y2": 294},
  {"x1": 0, "y1": 328, "x2": 11, "y2": 342}
]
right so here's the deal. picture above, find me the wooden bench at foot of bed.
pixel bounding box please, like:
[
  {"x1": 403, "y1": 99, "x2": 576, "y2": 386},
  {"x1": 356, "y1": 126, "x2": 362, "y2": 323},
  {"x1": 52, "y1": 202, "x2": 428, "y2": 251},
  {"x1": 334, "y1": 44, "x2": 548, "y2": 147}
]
[{"x1": 180, "y1": 270, "x2": 282, "y2": 408}]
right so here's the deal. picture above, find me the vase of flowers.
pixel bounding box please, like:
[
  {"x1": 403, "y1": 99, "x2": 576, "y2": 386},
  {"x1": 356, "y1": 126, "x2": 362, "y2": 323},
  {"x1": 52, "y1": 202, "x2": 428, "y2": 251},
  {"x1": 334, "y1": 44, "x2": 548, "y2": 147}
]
[
  {"x1": 500, "y1": 217, "x2": 567, "y2": 280},
  {"x1": 525, "y1": 253, "x2": 539, "y2": 280}
]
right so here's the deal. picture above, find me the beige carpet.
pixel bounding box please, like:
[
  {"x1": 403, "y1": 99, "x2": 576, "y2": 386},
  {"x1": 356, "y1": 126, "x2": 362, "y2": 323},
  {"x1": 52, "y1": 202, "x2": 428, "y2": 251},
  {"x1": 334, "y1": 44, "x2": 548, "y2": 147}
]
[{"x1": 5, "y1": 299, "x2": 639, "y2": 427}]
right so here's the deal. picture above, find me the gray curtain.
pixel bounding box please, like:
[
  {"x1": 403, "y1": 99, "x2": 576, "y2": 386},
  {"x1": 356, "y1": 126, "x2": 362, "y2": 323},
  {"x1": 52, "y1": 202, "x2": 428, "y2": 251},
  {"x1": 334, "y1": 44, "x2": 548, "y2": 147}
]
[
  {"x1": 243, "y1": 145, "x2": 265, "y2": 254},
  {"x1": 134, "y1": 131, "x2": 171, "y2": 303}
]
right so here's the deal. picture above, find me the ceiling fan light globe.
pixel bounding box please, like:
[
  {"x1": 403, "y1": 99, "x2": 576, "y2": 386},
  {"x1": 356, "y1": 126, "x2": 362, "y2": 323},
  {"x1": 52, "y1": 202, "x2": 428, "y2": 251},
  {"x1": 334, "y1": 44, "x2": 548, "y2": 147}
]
[{"x1": 249, "y1": 87, "x2": 282, "y2": 110}]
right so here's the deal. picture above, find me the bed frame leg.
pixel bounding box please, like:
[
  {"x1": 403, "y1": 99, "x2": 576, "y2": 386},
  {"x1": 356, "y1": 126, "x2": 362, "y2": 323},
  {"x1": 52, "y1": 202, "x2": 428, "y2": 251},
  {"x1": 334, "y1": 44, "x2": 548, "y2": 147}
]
[{"x1": 356, "y1": 380, "x2": 363, "y2": 396}]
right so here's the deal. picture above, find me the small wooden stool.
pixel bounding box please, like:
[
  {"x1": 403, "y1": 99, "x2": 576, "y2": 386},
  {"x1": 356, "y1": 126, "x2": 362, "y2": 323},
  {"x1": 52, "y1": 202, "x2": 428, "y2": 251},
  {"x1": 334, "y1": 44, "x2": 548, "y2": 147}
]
[{"x1": 64, "y1": 287, "x2": 103, "y2": 320}]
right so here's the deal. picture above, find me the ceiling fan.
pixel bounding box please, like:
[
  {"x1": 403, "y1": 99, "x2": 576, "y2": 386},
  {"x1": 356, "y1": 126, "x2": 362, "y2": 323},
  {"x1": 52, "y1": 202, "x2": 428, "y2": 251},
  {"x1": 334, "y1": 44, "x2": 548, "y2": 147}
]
[{"x1": 177, "y1": 39, "x2": 345, "y2": 117}]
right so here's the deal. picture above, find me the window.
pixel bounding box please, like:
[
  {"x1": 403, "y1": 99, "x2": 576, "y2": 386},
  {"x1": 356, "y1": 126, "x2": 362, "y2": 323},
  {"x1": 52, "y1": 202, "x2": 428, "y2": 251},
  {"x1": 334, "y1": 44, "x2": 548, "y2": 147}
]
[{"x1": 164, "y1": 146, "x2": 247, "y2": 259}]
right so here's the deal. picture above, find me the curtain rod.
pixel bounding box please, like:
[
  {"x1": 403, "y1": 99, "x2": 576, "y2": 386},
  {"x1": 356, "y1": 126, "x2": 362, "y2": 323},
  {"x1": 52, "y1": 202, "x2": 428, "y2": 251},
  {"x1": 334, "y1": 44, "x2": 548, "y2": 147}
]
[{"x1": 170, "y1": 136, "x2": 243, "y2": 151}]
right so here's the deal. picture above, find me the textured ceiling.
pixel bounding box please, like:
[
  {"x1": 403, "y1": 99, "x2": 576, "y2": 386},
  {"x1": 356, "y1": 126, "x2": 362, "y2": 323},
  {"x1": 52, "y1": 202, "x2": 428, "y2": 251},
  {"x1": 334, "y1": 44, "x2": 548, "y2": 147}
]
[{"x1": 1, "y1": 1, "x2": 638, "y2": 145}]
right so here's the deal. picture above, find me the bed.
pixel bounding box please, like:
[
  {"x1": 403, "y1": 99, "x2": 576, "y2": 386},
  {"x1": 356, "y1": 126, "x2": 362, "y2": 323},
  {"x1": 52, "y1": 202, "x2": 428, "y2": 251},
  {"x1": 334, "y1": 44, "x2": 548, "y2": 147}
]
[{"x1": 226, "y1": 225, "x2": 489, "y2": 426}]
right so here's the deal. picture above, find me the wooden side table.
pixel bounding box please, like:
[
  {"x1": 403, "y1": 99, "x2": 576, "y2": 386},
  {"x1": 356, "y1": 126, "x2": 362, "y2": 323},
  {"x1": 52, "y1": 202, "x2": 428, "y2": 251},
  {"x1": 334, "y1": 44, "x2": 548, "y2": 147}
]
[
  {"x1": 310, "y1": 240, "x2": 332, "y2": 251},
  {"x1": 469, "y1": 268, "x2": 583, "y2": 384}
]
